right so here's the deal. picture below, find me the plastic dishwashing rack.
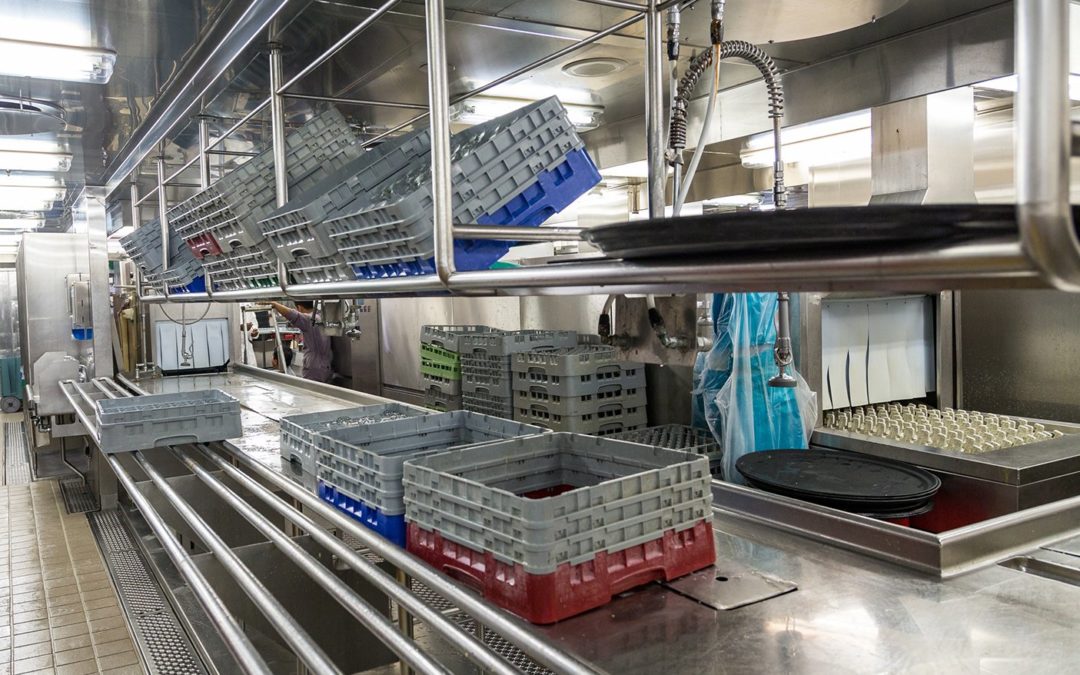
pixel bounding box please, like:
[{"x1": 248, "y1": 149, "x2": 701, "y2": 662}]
[
  {"x1": 419, "y1": 326, "x2": 503, "y2": 411},
  {"x1": 279, "y1": 403, "x2": 427, "y2": 478},
  {"x1": 168, "y1": 107, "x2": 362, "y2": 292},
  {"x1": 255, "y1": 97, "x2": 601, "y2": 283},
  {"x1": 95, "y1": 390, "x2": 242, "y2": 453},
  {"x1": 459, "y1": 330, "x2": 577, "y2": 419},
  {"x1": 313, "y1": 411, "x2": 546, "y2": 546},
  {"x1": 609, "y1": 424, "x2": 723, "y2": 475},
  {"x1": 403, "y1": 432, "x2": 715, "y2": 623},
  {"x1": 118, "y1": 219, "x2": 205, "y2": 294}
]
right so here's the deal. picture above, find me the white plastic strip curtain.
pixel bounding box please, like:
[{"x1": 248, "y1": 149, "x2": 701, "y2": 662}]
[{"x1": 693, "y1": 293, "x2": 815, "y2": 482}]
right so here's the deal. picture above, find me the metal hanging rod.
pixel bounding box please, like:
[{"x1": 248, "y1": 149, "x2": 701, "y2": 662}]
[{"x1": 283, "y1": 92, "x2": 428, "y2": 110}]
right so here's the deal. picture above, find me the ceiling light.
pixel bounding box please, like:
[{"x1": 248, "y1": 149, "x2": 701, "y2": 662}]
[
  {"x1": 978, "y1": 74, "x2": 1080, "y2": 101},
  {"x1": 0, "y1": 186, "x2": 63, "y2": 211},
  {"x1": 0, "y1": 218, "x2": 44, "y2": 231},
  {"x1": 452, "y1": 96, "x2": 604, "y2": 131},
  {"x1": 0, "y1": 149, "x2": 72, "y2": 173},
  {"x1": 0, "y1": 38, "x2": 115, "y2": 84},
  {"x1": 741, "y1": 111, "x2": 872, "y2": 169},
  {"x1": 562, "y1": 58, "x2": 628, "y2": 78}
]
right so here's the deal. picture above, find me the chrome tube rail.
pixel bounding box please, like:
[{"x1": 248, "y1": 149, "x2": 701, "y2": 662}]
[
  {"x1": 206, "y1": 442, "x2": 600, "y2": 675},
  {"x1": 127, "y1": 0, "x2": 1072, "y2": 305},
  {"x1": 169, "y1": 449, "x2": 452, "y2": 675},
  {"x1": 132, "y1": 451, "x2": 345, "y2": 675},
  {"x1": 106, "y1": 454, "x2": 272, "y2": 675},
  {"x1": 105, "y1": 371, "x2": 594, "y2": 673}
]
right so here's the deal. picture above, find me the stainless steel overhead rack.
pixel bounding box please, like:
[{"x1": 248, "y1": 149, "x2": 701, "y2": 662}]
[{"x1": 115, "y1": 0, "x2": 1080, "y2": 304}]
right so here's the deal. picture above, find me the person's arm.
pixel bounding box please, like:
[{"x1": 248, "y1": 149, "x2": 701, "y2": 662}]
[{"x1": 269, "y1": 301, "x2": 312, "y2": 330}]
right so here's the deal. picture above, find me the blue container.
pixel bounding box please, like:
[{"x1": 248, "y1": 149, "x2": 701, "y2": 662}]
[
  {"x1": 317, "y1": 481, "x2": 406, "y2": 546},
  {"x1": 351, "y1": 148, "x2": 601, "y2": 279},
  {"x1": 169, "y1": 275, "x2": 207, "y2": 294}
]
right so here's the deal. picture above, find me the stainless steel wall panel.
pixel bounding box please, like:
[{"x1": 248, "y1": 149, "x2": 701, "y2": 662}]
[{"x1": 379, "y1": 298, "x2": 452, "y2": 390}]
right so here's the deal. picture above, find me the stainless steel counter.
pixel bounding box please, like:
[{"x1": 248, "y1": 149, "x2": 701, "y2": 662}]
[{"x1": 129, "y1": 368, "x2": 1080, "y2": 674}]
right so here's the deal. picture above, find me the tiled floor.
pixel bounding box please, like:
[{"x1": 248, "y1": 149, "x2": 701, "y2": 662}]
[{"x1": 0, "y1": 481, "x2": 144, "y2": 675}]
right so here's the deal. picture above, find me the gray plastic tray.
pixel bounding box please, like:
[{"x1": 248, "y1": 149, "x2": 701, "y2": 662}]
[
  {"x1": 423, "y1": 389, "x2": 462, "y2": 412},
  {"x1": 513, "y1": 399, "x2": 648, "y2": 435},
  {"x1": 421, "y1": 325, "x2": 500, "y2": 352},
  {"x1": 315, "y1": 411, "x2": 544, "y2": 516},
  {"x1": 96, "y1": 390, "x2": 242, "y2": 454},
  {"x1": 403, "y1": 433, "x2": 712, "y2": 573},
  {"x1": 512, "y1": 387, "x2": 647, "y2": 417},
  {"x1": 459, "y1": 330, "x2": 578, "y2": 358},
  {"x1": 462, "y1": 391, "x2": 514, "y2": 419},
  {"x1": 280, "y1": 404, "x2": 425, "y2": 476}
]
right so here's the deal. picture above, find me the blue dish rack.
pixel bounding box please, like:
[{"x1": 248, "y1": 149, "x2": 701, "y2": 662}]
[
  {"x1": 317, "y1": 481, "x2": 407, "y2": 545},
  {"x1": 352, "y1": 147, "x2": 600, "y2": 279}
]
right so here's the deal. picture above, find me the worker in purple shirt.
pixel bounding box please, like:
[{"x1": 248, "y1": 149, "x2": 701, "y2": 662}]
[{"x1": 267, "y1": 300, "x2": 333, "y2": 383}]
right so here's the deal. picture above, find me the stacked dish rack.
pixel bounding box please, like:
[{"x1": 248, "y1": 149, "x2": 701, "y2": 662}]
[
  {"x1": 403, "y1": 432, "x2": 715, "y2": 623},
  {"x1": 419, "y1": 325, "x2": 499, "y2": 411},
  {"x1": 460, "y1": 330, "x2": 578, "y2": 419},
  {"x1": 511, "y1": 344, "x2": 647, "y2": 435},
  {"x1": 118, "y1": 218, "x2": 206, "y2": 294}
]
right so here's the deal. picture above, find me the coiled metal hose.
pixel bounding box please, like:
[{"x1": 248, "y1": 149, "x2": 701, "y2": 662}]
[{"x1": 668, "y1": 40, "x2": 786, "y2": 209}]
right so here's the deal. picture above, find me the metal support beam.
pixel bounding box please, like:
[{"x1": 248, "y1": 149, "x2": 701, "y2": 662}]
[
  {"x1": 427, "y1": 0, "x2": 455, "y2": 285},
  {"x1": 645, "y1": 1, "x2": 666, "y2": 218},
  {"x1": 1016, "y1": 0, "x2": 1080, "y2": 290},
  {"x1": 283, "y1": 92, "x2": 427, "y2": 110},
  {"x1": 452, "y1": 225, "x2": 584, "y2": 241}
]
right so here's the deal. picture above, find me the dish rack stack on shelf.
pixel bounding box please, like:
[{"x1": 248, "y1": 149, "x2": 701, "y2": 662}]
[
  {"x1": 460, "y1": 330, "x2": 578, "y2": 419},
  {"x1": 511, "y1": 344, "x2": 647, "y2": 435},
  {"x1": 402, "y1": 432, "x2": 715, "y2": 624},
  {"x1": 118, "y1": 218, "x2": 206, "y2": 295},
  {"x1": 166, "y1": 107, "x2": 362, "y2": 292},
  {"x1": 419, "y1": 325, "x2": 500, "y2": 412},
  {"x1": 256, "y1": 96, "x2": 601, "y2": 282}
]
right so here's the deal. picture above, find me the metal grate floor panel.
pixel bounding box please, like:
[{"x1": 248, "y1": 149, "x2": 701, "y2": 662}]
[
  {"x1": 89, "y1": 510, "x2": 207, "y2": 675},
  {"x1": 59, "y1": 476, "x2": 99, "y2": 513},
  {"x1": 4, "y1": 420, "x2": 30, "y2": 485},
  {"x1": 453, "y1": 616, "x2": 554, "y2": 675}
]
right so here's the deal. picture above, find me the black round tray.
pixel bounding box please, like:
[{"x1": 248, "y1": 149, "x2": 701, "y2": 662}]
[
  {"x1": 584, "y1": 204, "x2": 1024, "y2": 260},
  {"x1": 736, "y1": 449, "x2": 941, "y2": 513}
]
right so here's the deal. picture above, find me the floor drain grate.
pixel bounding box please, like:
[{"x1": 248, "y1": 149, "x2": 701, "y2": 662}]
[
  {"x1": 454, "y1": 617, "x2": 554, "y2": 675},
  {"x1": 4, "y1": 420, "x2": 31, "y2": 485},
  {"x1": 59, "y1": 477, "x2": 99, "y2": 513},
  {"x1": 89, "y1": 511, "x2": 206, "y2": 675}
]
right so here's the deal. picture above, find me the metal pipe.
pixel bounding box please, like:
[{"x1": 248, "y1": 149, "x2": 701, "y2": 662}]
[
  {"x1": 194, "y1": 446, "x2": 521, "y2": 675},
  {"x1": 129, "y1": 178, "x2": 152, "y2": 373},
  {"x1": 165, "y1": 155, "x2": 200, "y2": 186},
  {"x1": 133, "y1": 192, "x2": 157, "y2": 208},
  {"x1": 132, "y1": 452, "x2": 343, "y2": 675},
  {"x1": 204, "y1": 150, "x2": 260, "y2": 157},
  {"x1": 453, "y1": 225, "x2": 584, "y2": 241},
  {"x1": 768, "y1": 291, "x2": 797, "y2": 387},
  {"x1": 155, "y1": 156, "x2": 171, "y2": 302},
  {"x1": 106, "y1": 454, "x2": 271, "y2": 674},
  {"x1": 205, "y1": 99, "x2": 271, "y2": 152},
  {"x1": 197, "y1": 116, "x2": 213, "y2": 189},
  {"x1": 197, "y1": 116, "x2": 216, "y2": 299},
  {"x1": 427, "y1": 0, "x2": 456, "y2": 285},
  {"x1": 284, "y1": 92, "x2": 427, "y2": 110},
  {"x1": 578, "y1": 0, "x2": 648, "y2": 10},
  {"x1": 171, "y1": 449, "x2": 452, "y2": 675},
  {"x1": 357, "y1": 12, "x2": 646, "y2": 151},
  {"x1": 444, "y1": 240, "x2": 1037, "y2": 293},
  {"x1": 269, "y1": 42, "x2": 291, "y2": 299},
  {"x1": 646, "y1": 2, "x2": 666, "y2": 219},
  {"x1": 1015, "y1": 0, "x2": 1080, "y2": 290},
  {"x1": 211, "y1": 445, "x2": 599, "y2": 675},
  {"x1": 277, "y1": 0, "x2": 404, "y2": 95}
]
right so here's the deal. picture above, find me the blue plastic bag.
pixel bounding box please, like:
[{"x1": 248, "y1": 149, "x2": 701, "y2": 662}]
[{"x1": 697, "y1": 292, "x2": 815, "y2": 482}]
